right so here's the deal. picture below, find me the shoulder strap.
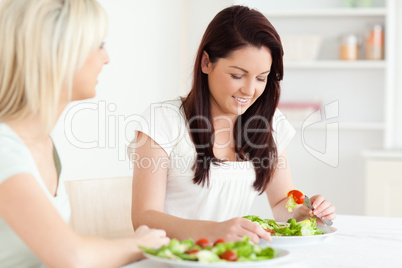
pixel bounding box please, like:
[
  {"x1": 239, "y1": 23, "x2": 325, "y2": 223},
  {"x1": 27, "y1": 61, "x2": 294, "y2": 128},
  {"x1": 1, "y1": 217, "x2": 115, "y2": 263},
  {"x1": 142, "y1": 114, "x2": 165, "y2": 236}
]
[{"x1": 53, "y1": 143, "x2": 62, "y2": 180}]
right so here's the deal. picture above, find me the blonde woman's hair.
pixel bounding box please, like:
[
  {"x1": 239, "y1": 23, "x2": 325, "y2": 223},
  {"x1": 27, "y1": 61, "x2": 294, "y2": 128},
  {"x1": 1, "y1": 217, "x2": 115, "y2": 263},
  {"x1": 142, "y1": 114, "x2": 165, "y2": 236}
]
[{"x1": 0, "y1": 0, "x2": 107, "y2": 129}]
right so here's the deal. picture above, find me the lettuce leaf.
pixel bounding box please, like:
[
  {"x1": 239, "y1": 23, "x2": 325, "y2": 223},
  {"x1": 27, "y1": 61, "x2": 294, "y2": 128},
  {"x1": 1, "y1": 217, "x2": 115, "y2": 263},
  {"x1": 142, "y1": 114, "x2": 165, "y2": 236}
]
[{"x1": 286, "y1": 193, "x2": 299, "y2": 212}]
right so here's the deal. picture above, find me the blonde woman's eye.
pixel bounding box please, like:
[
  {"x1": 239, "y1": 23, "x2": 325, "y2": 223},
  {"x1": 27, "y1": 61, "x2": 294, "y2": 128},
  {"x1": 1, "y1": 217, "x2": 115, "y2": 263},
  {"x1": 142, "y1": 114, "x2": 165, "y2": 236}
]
[
  {"x1": 100, "y1": 42, "x2": 105, "y2": 49},
  {"x1": 230, "y1": 74, "x2": 242, "y2": 79}
]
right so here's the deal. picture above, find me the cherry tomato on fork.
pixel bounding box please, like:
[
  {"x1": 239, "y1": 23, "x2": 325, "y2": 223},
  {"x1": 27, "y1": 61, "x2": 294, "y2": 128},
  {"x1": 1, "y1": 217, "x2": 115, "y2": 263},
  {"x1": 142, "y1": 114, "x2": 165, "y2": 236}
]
[
  {"x1": 195, "y1": 238, "x2": 210, "y2": 248},
  {"x1": 287, "y1": 190, "x2": 305, "y2": 204}
]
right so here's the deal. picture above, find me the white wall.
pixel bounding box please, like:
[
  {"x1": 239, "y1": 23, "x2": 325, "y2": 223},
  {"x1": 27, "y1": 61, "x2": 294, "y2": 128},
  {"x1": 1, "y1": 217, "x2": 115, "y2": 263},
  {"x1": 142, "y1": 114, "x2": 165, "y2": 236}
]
[{"x1": 181, "y1": 0, "x2": 234, "y2": 94}]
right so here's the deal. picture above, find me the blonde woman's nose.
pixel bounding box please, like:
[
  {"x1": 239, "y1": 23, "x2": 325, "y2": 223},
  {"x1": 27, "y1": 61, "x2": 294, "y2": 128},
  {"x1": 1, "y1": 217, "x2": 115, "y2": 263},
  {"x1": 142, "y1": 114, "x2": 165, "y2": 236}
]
[{"x1": 102, "y1": 48, "x2": 110, "y2": 65}]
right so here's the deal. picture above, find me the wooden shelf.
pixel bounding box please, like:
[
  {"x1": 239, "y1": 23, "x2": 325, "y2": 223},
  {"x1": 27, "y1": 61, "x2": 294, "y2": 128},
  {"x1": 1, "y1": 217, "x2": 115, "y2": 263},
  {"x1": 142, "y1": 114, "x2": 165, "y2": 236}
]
[
  {"x1": 290, "y1": 121, "x2": 385, "y2": 130},
  {"x1": 263, "y1": 8, "x2": 386, "y2": 17},
  {"x1": 362, "y1": 149, "x2": 402, "y2": 160},
  {"x1": 284, "y1": 60, "x2": 386, "y2": 69}
]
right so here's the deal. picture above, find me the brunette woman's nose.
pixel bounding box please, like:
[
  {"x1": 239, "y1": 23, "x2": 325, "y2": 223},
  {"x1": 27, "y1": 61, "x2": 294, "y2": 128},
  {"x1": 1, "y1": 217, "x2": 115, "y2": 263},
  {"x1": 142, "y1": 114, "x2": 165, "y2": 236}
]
[{"x1": 240, "y1": 79, "x2": 255, "y2": 96}]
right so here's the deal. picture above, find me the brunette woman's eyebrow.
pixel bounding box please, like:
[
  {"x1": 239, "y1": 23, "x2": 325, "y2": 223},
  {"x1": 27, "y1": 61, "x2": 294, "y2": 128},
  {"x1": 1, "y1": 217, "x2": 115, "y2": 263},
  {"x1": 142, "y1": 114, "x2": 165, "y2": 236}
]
[
  {"x1": 229, "y1": 66, "x2": 248, "y2": 73},
  {"x1": 229, "y1": 66, "x2": 270, "y2": 74}
]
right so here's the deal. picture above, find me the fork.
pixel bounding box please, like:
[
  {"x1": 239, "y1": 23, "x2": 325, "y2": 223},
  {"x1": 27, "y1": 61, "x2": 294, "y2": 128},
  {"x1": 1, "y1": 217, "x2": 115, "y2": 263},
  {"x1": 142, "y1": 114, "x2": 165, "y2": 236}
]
[{"x1": 304, "y1": 195, "x2": 333, "y2": 226}]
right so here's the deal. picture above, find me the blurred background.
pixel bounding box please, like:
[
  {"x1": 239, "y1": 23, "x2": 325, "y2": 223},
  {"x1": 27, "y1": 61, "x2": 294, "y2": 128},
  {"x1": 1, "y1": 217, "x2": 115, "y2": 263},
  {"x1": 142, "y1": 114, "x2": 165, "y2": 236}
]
[{"x1": 52, "y1": 0, "x2": 402, "y2": 218}]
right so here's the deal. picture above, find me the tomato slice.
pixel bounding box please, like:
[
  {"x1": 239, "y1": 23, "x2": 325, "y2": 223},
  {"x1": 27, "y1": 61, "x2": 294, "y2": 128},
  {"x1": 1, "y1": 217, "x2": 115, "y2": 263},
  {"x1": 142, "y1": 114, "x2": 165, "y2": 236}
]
[
  {"x1": 264, "y1": 228, "x2": 275, "y2": 234},
  {"x1": 220, "y1": 250, "x2": 238, "y2": 261},
  {"x1": 187, "y1": 249, "x2": 200, "y2": 254},
  {"x1": 287, "y1": 190, "x2": 305, "y2": 204},
  {"x1": 195, "y1": 238, "x2": 210, "y2": 248},
  {"x1": 213, "y1": 238, "x2": 225, "y2": 246}
]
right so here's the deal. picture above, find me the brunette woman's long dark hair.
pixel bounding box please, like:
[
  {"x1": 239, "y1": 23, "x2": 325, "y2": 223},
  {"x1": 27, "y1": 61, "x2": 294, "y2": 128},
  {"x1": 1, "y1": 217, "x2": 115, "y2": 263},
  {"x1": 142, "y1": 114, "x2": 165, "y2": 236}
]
[{"x1": 182, "y1": 5, "x2": 284, "y2": 194}]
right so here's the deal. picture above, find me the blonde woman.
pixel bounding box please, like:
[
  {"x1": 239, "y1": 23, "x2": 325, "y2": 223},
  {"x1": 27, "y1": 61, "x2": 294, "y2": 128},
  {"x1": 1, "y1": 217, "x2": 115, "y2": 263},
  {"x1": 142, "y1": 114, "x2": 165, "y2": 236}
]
[{"x1": 0, "y1": 0, "x2": 169, "y2": 267}]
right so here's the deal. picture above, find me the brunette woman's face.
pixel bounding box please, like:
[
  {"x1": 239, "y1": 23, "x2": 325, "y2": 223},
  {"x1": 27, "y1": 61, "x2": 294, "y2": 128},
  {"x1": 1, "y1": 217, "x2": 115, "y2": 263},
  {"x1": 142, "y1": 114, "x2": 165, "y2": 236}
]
[{"x1": 201, "y1": 45, "x2": 272, "y2": 120}]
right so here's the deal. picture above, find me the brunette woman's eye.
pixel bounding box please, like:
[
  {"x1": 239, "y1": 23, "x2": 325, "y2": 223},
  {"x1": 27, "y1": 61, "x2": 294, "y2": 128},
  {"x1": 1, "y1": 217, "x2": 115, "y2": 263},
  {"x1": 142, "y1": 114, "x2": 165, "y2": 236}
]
[
  {"x1": 230, "y1": 74, "x2": 242, "y2": 79},
  {"x1": 257, "y1": 77, "x2": 266, "y2": 82}
]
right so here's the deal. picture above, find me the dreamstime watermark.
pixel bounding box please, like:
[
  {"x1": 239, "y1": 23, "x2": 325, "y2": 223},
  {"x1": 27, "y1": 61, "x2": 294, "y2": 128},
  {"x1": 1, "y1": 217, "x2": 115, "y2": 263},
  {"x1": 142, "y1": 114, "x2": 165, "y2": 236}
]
[
  {"x1": 301, "y1": 100, "x2": 339, "y2": 167},
  {"x1": 64, "y1": 101, "x2": 149, "y2": 160},
  {"x1": 63, "y1": 100, "x2": 339, "y2": 168}
]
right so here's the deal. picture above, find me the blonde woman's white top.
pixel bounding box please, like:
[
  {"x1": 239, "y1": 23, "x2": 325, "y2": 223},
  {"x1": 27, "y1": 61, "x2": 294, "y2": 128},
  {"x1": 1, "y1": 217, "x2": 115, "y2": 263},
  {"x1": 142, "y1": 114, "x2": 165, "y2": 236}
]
[
  {"x1": 0, "y1": 123, "x2": 71, "y2": 268},
  {"x1": 128, "y1": 99, "x2": 295, "y2": 222}
]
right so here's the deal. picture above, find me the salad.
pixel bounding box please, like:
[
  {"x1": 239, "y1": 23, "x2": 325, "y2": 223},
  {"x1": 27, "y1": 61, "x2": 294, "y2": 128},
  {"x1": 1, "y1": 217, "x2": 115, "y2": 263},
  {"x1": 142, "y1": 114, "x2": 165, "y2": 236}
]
[
  {"x1": 140, "y1": 236, "x2": 278, "y2": 263},
  {"x1": 243, "y1": 215, "x2": 324, "y2": 236}
]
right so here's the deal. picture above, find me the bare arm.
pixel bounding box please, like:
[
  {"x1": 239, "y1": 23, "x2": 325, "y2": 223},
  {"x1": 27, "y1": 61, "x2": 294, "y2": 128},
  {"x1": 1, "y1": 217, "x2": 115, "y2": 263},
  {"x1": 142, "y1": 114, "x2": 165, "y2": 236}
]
[
  {"x1": 265, "y1": 150, "x2": 301, "y2": 221},
  {"x1": 131, "y1": 132, "x2": 271, "y2": 243},
  {"x1": 266, "y1": 150, "x2": 336, "y2": 222},
  {"x1": 0, "y1": 174, "x2": 169, "y2": 268}
]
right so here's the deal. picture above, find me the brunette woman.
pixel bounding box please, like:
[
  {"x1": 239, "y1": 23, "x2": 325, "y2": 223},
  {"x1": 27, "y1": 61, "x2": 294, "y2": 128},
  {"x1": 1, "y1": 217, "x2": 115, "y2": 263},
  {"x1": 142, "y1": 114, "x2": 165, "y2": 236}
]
[{"x1": 129, "y1": 5, "x2": 336, "y2": 243}]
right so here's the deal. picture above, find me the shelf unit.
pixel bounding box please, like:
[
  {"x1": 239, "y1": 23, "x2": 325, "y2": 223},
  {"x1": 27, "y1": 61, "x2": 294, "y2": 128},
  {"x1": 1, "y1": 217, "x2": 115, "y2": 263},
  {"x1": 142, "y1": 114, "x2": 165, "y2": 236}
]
[
  {"x1": 269, "y1": 6, "x2": 387, "y2": 131},
  {"x1": 263, "y1": 8, "x2": 386, "y2": 17},
  {"x1": 284, "y1": 60, "x2": 386, "y2": 69},
  {"x1": 290, "y1": 121, "x2": 385, "y2": 130}
]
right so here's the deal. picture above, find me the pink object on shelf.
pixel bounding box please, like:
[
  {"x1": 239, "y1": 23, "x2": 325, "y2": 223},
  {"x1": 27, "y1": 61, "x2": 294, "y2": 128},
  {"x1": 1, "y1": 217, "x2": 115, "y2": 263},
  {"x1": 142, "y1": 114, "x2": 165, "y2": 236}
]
[
  {"x1": 278, "y1": 102, "x2": 321, "y2": 110},
  {"x1": 278, "y1": 101, "x2": 322, "y2": 121}
]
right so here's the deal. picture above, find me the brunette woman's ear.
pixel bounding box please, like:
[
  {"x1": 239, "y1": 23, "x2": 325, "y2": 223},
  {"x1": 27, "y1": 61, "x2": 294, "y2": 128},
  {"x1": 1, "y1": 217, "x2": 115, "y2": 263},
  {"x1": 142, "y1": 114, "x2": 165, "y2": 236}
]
[{"x1": 201, "y1": 50, "x2": 212, "y2": 74}]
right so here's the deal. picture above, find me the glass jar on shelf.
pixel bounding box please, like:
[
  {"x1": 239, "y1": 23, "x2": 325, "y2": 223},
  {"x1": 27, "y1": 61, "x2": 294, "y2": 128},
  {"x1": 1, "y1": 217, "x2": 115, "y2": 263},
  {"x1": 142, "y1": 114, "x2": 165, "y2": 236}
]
[
  {"x1": 339, "y1": 34, "x2": 360, "y2": 61},
  {"x1": 365, "y1": 24, "x2": 384, "y2": 60}
]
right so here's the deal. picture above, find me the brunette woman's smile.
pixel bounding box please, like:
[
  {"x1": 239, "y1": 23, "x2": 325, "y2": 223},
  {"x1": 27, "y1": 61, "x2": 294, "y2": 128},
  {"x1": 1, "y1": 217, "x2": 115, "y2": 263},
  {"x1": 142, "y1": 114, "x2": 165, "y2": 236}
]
[{"x1": 233, "y1": 96, "x2": 251, "y2": 106}]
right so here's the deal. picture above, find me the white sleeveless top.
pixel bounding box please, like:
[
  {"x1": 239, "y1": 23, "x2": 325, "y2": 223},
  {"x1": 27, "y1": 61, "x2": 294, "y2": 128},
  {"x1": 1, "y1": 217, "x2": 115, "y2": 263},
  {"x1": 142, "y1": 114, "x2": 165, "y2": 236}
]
[{"x1": 128, "y1": 99, "x2": 295, "y2": 222}]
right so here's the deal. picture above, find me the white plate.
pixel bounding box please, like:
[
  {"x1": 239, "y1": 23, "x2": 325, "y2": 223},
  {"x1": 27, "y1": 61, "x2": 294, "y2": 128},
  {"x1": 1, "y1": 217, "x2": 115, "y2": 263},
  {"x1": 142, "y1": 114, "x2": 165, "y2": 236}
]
[
  {"x1": 145, "y1": 248, "x2": 290, "y2": 268},
  {"x1": 260, "y1": 225, "x2": 338, "y2": 247}
]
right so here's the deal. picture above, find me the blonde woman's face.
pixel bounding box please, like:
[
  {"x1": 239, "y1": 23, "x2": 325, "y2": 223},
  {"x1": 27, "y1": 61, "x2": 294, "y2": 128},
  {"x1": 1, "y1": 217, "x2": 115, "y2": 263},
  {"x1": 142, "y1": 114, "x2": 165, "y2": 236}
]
[
  {"x1": 201, "y1": 46, "x2": 272, "y2": 120},
  {"x1": 71, "y1": 44, "x2": 109, "y2": 101}
]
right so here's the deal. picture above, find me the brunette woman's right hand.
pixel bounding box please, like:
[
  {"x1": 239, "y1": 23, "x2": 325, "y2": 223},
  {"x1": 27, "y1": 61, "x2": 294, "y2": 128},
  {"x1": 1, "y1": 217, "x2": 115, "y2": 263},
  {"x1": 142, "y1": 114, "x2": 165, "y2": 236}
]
[
  {"x1": 212, "y1": 217, "x2": 271, "y2": 244},
  {"x1": 133, "y1": 225, "x2": 170, "y2": 249}
]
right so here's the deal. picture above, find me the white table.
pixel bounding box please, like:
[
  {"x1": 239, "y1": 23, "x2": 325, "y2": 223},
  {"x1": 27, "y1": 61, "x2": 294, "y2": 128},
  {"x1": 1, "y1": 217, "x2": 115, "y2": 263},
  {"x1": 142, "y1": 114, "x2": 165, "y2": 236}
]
[{"x1": 124, "y1": 215, "x2": 402, "y2": 268}]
